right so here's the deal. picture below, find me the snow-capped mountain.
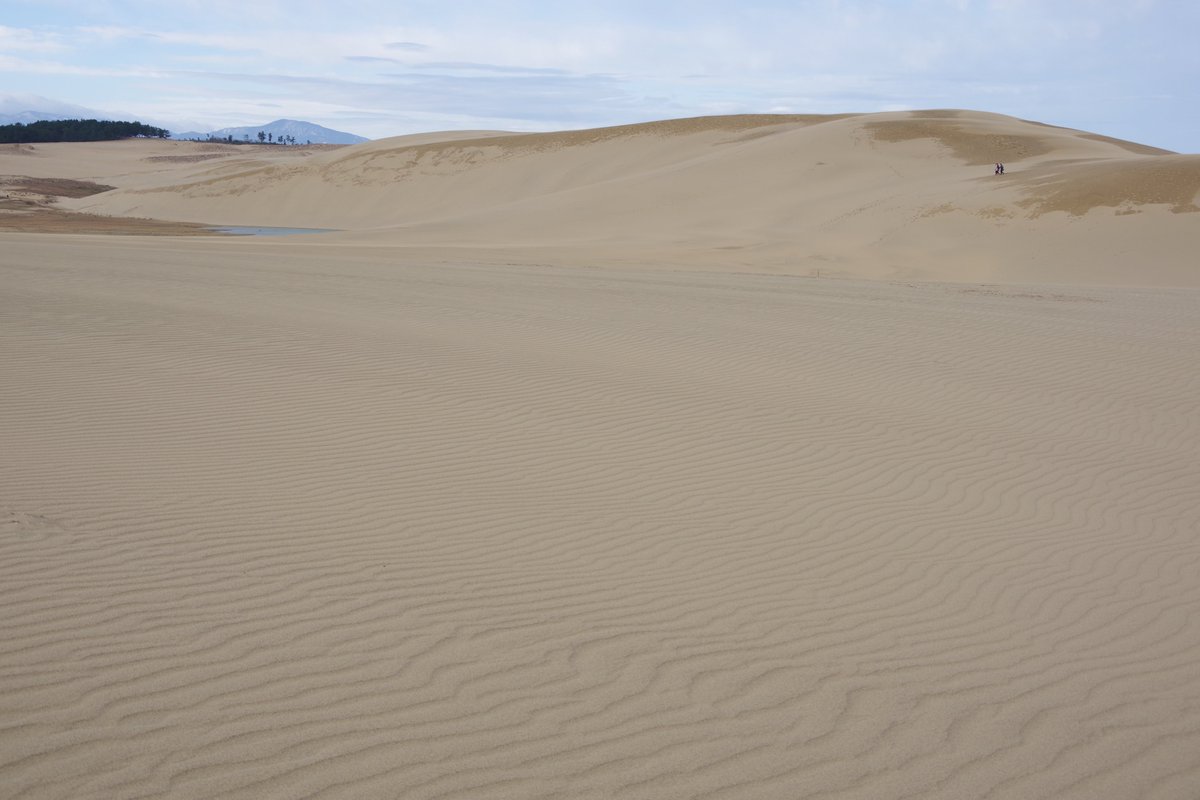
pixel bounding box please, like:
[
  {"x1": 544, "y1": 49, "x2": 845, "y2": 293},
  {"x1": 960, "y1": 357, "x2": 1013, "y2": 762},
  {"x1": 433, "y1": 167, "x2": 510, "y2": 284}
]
[{"x1": 172, "y1": 119, "x2": 368, "y2": 145}]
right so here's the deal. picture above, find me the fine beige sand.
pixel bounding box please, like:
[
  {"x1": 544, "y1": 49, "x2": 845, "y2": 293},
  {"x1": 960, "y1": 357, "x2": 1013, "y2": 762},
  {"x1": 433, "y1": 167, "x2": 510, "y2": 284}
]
[{"x1": 2, "y1": 112, "x2": 1200, "y2": 798}]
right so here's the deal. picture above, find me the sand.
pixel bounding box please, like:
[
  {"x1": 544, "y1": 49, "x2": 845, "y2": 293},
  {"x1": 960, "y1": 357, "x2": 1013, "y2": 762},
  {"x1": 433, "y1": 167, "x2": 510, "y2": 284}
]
[{"x1": 2, "y1": 112, "x2": 1200, "y2": 798}]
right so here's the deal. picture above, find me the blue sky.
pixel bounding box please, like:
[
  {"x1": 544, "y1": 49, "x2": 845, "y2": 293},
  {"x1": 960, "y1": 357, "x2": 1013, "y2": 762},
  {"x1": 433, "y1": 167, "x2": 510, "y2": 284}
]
[{"x1": 1, "y1": 0, "x2": 1196, "y2": 151}]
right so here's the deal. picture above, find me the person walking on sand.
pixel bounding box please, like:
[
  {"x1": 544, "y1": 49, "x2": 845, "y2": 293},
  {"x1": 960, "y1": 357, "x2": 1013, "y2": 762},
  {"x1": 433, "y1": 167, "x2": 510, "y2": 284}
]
[
  {"x1": 995, "y1": 163, "x2": 1001, "y2": 175},
  {"x1": 999, "y1": 163, "x2": 1005, "y2": 175}
]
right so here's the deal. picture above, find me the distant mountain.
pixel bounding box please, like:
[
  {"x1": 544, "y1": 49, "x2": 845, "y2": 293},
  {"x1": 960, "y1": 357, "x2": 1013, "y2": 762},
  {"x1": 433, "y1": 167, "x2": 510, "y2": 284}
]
[
  {"x1": 0, "y1": 94, "x2": 108, "y2": 126},
  {"x1": 172, "y1": 119, "x2": 368, "y2": 145},
  {"x1": 0, "y1": 110, "x2": 79, "y2": 125},
  {"x1": 0, "y1": 97, "x2": 364, "y2": 145},
  {"x1": 0, "y1": 93, "x2": 197, "y2": 136}
]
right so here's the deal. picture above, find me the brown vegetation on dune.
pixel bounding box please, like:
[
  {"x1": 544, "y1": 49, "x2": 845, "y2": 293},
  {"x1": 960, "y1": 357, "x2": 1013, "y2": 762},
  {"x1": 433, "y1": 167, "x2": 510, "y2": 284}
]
[
  {"x1": 0, "y1": 174, "x2": 217, "y2": 234},
  {"x1": 142, "y1": 153, "x2": 231, "y2": 164},
  {"x1": 0, "y1": 208, "x2": 218, "y2": 234},
  {"x1": 1, "y1": 176, "x2": 115, "y2": 198},
  {"x1": 1017, "y1": 155, "x2": 1200, "y2": 216},
  {"x1": 865, "y1": 116, "x2": 1053, "y2": 165}
]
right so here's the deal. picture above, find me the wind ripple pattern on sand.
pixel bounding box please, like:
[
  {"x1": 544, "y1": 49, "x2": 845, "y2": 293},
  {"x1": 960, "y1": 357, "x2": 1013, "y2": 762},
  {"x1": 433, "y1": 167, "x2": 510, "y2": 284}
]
[{"x1": 1, "y1": 238, "x2": 1199, "y2": 799}]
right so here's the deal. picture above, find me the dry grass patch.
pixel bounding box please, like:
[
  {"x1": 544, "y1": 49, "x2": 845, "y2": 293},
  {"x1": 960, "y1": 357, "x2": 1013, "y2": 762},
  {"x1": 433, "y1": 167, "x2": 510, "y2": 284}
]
[
  {"x1": 1, "y1": 176, "x2": 115, "y2": 198},
  {"x1": 143, "y1": 154, "x2": 230, "y2": 164},
  {"x1": 0, "y1": 175, "x2": 218, "y2": 234},
  {"x1": 865, "y1": 116, "x2": 1053, "y2": 165},
  {"x1": 0, "y1": 208, "x2": 219, "y2": 235},
  {"x1": 1017, "y1": 155, "x2": 1200, "y2": 216}
]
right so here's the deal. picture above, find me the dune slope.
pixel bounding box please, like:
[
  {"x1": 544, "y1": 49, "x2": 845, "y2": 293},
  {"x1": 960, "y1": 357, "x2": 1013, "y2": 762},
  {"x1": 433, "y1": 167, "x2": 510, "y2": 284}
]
[{"x1": 61, "y1": 110, "x2": 1200, "y2": 285}]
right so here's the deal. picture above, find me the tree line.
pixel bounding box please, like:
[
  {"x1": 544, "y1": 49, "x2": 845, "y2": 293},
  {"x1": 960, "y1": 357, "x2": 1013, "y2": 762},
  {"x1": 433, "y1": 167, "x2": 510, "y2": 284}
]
[
  {"x1": 256, "y1": 131, "x2": 299, "y2": 145},
  {"x1": 0, "y1": 119, "x2": 170, "y2": 144},
  {"x1": 183, "y1": 132, "x2": 309, "y2": 146}
]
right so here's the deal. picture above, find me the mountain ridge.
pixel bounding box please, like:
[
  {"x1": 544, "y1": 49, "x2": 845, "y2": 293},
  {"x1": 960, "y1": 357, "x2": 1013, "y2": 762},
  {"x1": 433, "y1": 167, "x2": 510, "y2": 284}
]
[{"x1": 171, "y1": 119, "x2": 368, "y2": 145}]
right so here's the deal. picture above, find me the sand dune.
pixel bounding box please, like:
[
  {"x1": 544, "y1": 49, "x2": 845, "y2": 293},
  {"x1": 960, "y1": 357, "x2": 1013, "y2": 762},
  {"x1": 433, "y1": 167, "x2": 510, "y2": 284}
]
[
  {"x1": 2, "y1": 112, "x2": 1200, "y2": 798},
  {"x1": 46, "y1": 109, "x2": 1200, "y2": 285}
]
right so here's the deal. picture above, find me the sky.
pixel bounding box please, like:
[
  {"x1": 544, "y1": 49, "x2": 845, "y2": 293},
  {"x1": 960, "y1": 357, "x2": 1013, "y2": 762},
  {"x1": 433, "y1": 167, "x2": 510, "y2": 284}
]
[{"x1": 1, "y1": 0, "x2": 1197, "y2": 151}]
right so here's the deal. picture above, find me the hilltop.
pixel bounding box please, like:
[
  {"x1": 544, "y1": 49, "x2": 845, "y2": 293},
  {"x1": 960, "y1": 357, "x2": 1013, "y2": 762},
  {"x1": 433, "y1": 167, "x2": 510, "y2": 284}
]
[{"x1": 56, "y1": 110, "x2": 1198, "y2": 285}]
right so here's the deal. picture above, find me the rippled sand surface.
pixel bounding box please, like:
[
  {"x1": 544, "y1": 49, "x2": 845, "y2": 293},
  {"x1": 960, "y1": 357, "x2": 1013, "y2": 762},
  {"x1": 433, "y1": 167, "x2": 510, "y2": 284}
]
[{"x1": 3, "y1": 236, "x2": 1198, "y2": 798}]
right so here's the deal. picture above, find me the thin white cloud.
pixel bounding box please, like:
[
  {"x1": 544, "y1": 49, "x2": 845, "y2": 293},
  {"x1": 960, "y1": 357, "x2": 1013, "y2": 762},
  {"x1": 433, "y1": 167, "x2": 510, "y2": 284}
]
[
  {"x1": 0, "y1": 53, "x2": 167, "y2": 79},
  {"x1": 0, "y1": 92, "x2": 95, "y2": 115},
  {"x1": 0, "y1": 25, "x2": 67, "y2": 52}
]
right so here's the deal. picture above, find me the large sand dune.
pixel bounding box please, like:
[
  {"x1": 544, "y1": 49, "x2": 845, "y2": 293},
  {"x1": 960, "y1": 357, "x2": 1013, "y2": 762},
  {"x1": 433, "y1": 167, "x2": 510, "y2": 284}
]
[
  {"x1": 45, "y1": 109, "x2": 1200, "y2": 285},
  {"x1": 2, "y1": 112, "x2": 1199, "y2": 798}
]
